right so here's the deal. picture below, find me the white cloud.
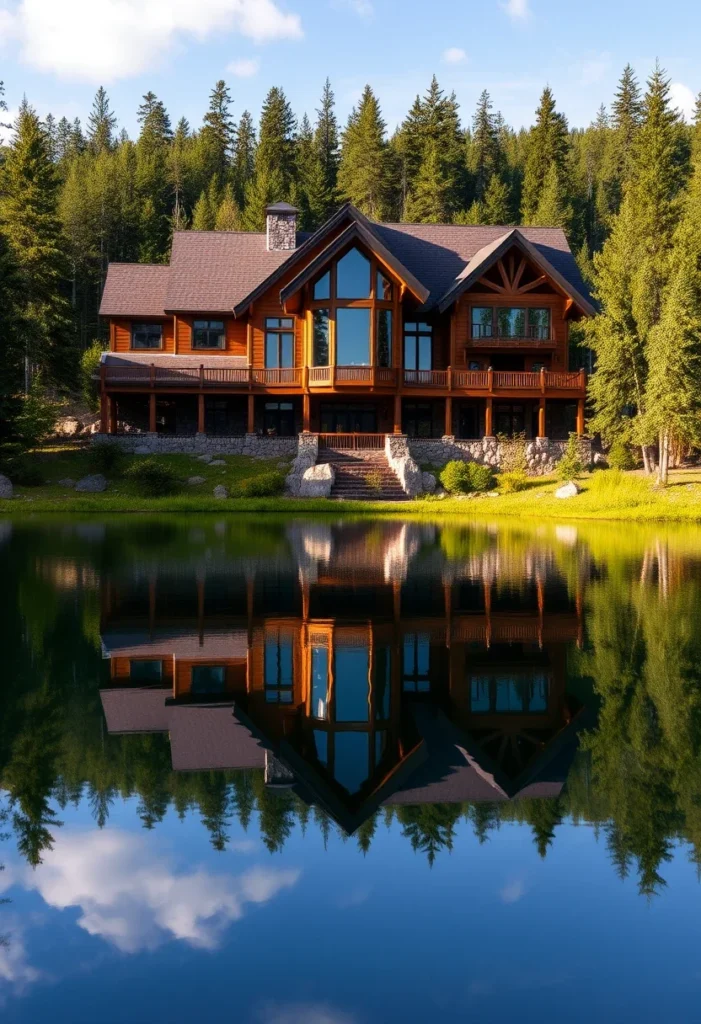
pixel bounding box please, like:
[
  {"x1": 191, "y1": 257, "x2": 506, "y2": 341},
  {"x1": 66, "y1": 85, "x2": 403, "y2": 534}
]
[
  {"x1": 256, "y1": 1004, "x2": 358, "y2": 1024},
  {"x1": 500, "y1": 878, "x2": 526, "y2": 904},
  {"x1": 442, "y1": 47, "x2": 467, "y2": 65},
  {"x1": 0, "y1": 0, "x2": 303, "y2": 84},
  {"x1": 501, "y1": 0, "x2": 530, "y2": 21},
  {"x1": 579, "y1": 51, "x2": 611, "y2": 87},
  {"x1": 227, "y1": 57, "x2": 260, "y2": 78},
  {"x1": 5, "y1": 829, "x2": 300, "y2": 954},
  {"x1": 0, "y1": 918, "x2": 42, "y2": 1001},
  {"x1": 670, "y1": 82, "x2": 697, "y2": 122}
]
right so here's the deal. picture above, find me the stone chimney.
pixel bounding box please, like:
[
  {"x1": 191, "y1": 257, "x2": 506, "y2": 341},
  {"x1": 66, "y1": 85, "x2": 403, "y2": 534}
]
[{"x1": 266, "y1": 201, "x2": 298, "y2": 251}]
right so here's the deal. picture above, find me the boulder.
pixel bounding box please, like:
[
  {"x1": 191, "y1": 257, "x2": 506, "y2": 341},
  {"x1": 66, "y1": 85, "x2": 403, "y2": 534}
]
[
  {"x1": 0, "y1": 474, "x2": 13, "y2": 499},
  {"x1": 209, "y1": 459, "x2": 226, "y2": 466},
  {"x1": 55, "y1": 417, "x2": 83, "y2": 437},
  {"x1": 75, "y1": 474, "x2": 107, "y2": 493},
  {"x1": 555, "y1": 481, "x2": 580, "y2": 499},
  {"x1": 187, "y1": 476, "x2": 207, "y2": 486},
  {"x1": 58, "y1": 478, "x2": 76, "y2": 488},
  {"x1": 213, "y1": 485, "x2": 229, "y2": 499},
  {"x1": 593, "y1": 451, "x2": 608, "y2": 467},
  {"x1": 299, "y1": 463, "x2": 335, "y2": 498},
  {"x1": 421, "y1": 471, "x2": 437, "y2": 495},
  {"x1": 197, "y1": 454, "x2": 213, "y2": 463},
  {"x1": 134, "y1": 445, "x2": 151, "y2": 455}
]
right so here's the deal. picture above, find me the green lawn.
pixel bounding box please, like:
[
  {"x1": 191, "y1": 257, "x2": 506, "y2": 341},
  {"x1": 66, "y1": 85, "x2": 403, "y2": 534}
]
[{"x1": 2, "y1": 446, "x2": 701, "y2": 521}]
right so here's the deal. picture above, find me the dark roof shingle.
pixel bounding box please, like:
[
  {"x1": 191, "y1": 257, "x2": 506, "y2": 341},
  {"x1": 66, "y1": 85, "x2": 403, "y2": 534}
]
[{"x1": 100, "y1": 263, "x2": 170, "y2": 317}]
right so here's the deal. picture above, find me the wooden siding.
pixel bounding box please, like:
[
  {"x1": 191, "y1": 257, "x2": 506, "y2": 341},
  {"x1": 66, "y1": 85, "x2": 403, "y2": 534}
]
[
  {"x1": 113, "y1": 317, "x2": 174, "y2": 353},
  {"x1": 112, "y1": 317, "x2": 245, "y2": 356}
]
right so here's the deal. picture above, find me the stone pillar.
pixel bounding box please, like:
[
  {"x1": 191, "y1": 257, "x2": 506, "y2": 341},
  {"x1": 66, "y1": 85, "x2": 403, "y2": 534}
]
[
  {"x1": 247, "y1": 394, "x2": 255, "y2": 434},
  {"x1": 538, "y1": 398, "x2": 546, "y2": 439},
  {"x1": 302, "y1": 393, "x2": 311, "y2": 432},
  {"x1": 197, "y1": 394, "x2": 205, "y2": 435},
  {"x1": 148, "y1": 393, "x2": 157, "y2": 433},
  {"x1": 485, "y1": 397, "x2": 493, "y2": 437},
  {"x1": 576, "y1": 399, "x2": 585, "y2": 436},
  {"x1": 445, "y1": 396, "x2": 452, "y2": 437},
  {"x1": 393, "y1": 394, "x2": 402, "y2": 434}
]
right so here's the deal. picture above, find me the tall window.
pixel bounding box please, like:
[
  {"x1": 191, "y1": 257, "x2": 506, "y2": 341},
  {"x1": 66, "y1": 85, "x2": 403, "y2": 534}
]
[
  {"x1": 471, "y1": 307, "x2": 493, "y2": 338},
  {"x1": 131, "y1": 323, "x2": 162, "y2": 350},
  {"x1": 313, "y1": 309, "x2": 330, "y2": 366},
  {"x1": 404, "y1": 322, "x2": 432, "y2": 371},
  {"x1": 497, "y1": 307, "x2": 526, "y2": 338},
  {"x1": 336, "y1": 308, "x2": 370, "y2": 366},
  {"x1": 528, "y1": 308, "x2": 550, "y2": 339},
  {"x1": 309, "y1": 247, "x2": 395, "y2": 367},
  {"x1": 264, "y1": 636, "x2": 294, "y2": 703},
  {"x1": 265, "y1": 317, "x2": 294, "y2": 367},
  {"x1": 193, "y1": 320, "x2": 225, "y2": 349},
  {"x1": 403, "y1": 634, "x2": 431, "y2": 692}
]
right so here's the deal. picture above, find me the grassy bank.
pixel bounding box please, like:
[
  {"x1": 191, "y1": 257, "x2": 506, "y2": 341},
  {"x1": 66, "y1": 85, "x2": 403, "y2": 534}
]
[{"x1": 1, "y1": 446, "x2": 701, "y2": 521}]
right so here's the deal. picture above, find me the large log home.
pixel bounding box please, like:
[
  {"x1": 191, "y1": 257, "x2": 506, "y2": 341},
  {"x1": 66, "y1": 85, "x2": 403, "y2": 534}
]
[{"x1": 98, "y1": 202, "x2": 595, "y2": 461}]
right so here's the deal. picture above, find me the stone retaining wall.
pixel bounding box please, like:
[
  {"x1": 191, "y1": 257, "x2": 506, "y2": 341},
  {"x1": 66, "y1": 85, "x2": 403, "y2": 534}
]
[
  {"x1": 407, "y1": 436, "x2": 593, "y2": 476},
  {"x1": 91, "y1": 432, "x2": 299, "y2": 458}
]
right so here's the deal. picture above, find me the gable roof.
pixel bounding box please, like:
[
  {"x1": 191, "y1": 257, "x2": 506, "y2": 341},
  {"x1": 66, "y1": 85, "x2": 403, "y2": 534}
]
[
  {"x1": 100, "y1": 206, "x2": 595, "y2": 319},
  {"x1": 435, "y1": 226, "x2": 597, "y2": 315},
  {"x1": 279, "y1": 218, "x2": 430, "y2": 307}
]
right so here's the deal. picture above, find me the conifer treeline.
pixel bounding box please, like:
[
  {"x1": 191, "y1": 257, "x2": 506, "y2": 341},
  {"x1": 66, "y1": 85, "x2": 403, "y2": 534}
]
[{"x1": 1, "y1": 64, "x2": 701, "y2": 459}]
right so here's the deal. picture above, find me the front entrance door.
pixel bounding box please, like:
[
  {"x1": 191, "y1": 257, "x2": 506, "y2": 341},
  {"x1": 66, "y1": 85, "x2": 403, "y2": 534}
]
[{"x1": 319, "y1": 403, "x2": 377, "y2": 433}]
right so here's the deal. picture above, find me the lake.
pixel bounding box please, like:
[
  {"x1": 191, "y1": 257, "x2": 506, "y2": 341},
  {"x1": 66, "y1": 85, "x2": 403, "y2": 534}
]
[{"x1": 1, "y1": 514, "x2": 701, "y2": 1023}]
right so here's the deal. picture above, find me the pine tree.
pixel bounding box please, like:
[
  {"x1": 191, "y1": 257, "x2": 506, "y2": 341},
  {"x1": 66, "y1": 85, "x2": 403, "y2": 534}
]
[
  {"x1": 397, "y1": 76, "x2": 464, "y2": 219},
  {"x1": 521, "y1": 86, "x2": 570, "y2": 223},
  {"x1": 296, "y1": 113, "x2": 331, "y2": 230},
  {"x1": 137, "y1": 91, "x2": 172, "y2": 154},
  {"x1": 242, "y1": 87, "x2": 297, "y2": 230},
  {"x1": 337, "y1": 85, "x2": 392, "y2": 219},
  {"x1": 87, "y1": 87, "x2": 117, "y2": 154},
  {"x1": 468, "y1": 90, "x2": 504, "y2": 203},
  {"x1": 191, "y1": 189, "x2": 215, "y2": 230},
  {"x1": 0, "y1": 102, "x2": 72, "y2": 385},
  {"x1": 314, "y1": 78, "x2": 339, "y2": 209},
  {"x1": 214, "y1": 185, "x2": 241, "y2": 230},
  {"x1": 200, "y1": 80, "x2": 235, "y2": 179},
  {"x1": 693, "y1": 92, "x2": 701, "y2": 159},
  {"x1": 0, "y1": 229, "x2": 25, "y2": 427},
  {"x1": 531, "y1": 162, "x2": 573, "y2": 227},
  {"x1": 232, "y1": 110, "x2": 256, "y2": 207},
  {"x1": 136, "y1": 93, "x2": 172, "y2": 262},
  {"x1": 404, "y1": 142, "x2": 454, "y2": 223}
]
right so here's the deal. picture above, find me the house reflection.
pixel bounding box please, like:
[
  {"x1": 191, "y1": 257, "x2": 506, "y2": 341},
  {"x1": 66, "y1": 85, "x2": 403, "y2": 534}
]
[{"x1": 99, "y1": 521, "x2": 591, "y2": 833}]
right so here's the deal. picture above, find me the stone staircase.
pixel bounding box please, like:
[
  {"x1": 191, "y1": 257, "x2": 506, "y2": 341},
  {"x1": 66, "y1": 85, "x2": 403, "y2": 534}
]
[{"x1": 321, "y1": 449, "x2": 408, "y2": 502}]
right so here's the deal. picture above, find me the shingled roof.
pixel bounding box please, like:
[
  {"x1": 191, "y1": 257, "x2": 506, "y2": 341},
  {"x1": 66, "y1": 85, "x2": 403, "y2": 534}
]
[{"x1": 99, "y1": 205, "x2": 595, "y2": 318}]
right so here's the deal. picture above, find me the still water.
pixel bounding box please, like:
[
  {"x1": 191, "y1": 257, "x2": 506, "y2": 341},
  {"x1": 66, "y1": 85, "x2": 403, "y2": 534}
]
[{"x1": 1, "y1": 515, "x2": 701, "y2": 1022}]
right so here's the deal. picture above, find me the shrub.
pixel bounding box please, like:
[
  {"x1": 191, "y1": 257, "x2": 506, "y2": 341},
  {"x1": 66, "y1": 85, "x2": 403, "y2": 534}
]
[
  {"x1": 124, "y1": 458, "x2": 181, "y2": 496},
  {"x1": 499, "y1": 471, "x2": 528, "y2": 493},
  {"x1": 88, "y1": 441, "x2": 127, "y2": 476},
  {"x1": 497, "y1": 431, "x2": 528, "y2": 476},
  {"x1": 233, "y1": 470, "x2": 286, "y2": 498},
  {"x1": 81, "y1": 341, "x2": 106, "y2": 412},
  {"x1": 0, "y1": 443, "x2": 44, "y2": 486},
  {"x1": 558, "y1": 433, "x2": 585, "y2": 481},
  {"x1": 439, "y1": 460, "x2": 495, "y2": 494},
  {"x1": 14, "y1": 374, "x2": 62, "y2": 448},
  {"x1": 607, "y1": 436, "x2": 637, "y2": 471}
]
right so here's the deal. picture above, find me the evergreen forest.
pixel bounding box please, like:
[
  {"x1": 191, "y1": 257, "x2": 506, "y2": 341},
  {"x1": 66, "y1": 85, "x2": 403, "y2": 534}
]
[{"x1": 1, "y1": 63, "x2": 701, "y2": 471}]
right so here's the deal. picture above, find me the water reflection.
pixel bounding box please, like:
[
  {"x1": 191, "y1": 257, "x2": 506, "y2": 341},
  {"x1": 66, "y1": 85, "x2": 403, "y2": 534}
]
[{"x1": 2, "y1": 516, "x2": 701, "y2": 895}]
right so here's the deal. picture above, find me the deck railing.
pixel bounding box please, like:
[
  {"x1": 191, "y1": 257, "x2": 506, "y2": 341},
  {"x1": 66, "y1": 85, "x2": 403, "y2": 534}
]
[
  {"x1": 101, "y1": 364, "x2": 585, "y2": 393},
  {"x1": 319, "y1": 433, "x2": 386, "y2": 450}
]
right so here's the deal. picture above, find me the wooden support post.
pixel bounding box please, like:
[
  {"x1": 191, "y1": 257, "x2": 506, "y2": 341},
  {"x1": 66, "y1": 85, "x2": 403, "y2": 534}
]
[
  {"x1": 393, "y1": 394, "x2": 402, "y2": 434},
  {"x1": 485, "y1": 397, "x2": 493, "y2": 438},
  {"x1": 247, "y1": 393, "x2": 255, "y2": 434},
  {"x1": 100, "y1": 391, "x2": 109, "y2": 434},
  {"x1": 302, "y1": 393, "x2": 311, "y2": 432},
  {"x1": 538, "y1": 398, "x2": 546, "y2": 438},
  {"x1": 109, "y1": 395, "x2": 118, "y2": 435},
  {"x1": 148, "y1": 393, "x2": 157, "y2": 433},
  {"x1": 445, "y1": 396, "x2": 452, "y2": 437},
  {"x1": 576, "y1": 399, "x2": 585, "y2": 436},
  {"x1": 197, "y1": 393, "x2": 205, "y2": 434}
]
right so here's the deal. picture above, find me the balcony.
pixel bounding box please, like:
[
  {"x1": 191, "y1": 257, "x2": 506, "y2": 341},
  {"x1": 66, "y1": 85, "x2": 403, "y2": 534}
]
[
  {"x1": 468, "y1": 326, "x2": 556, "y2": 349},
  {"x1": 307, "y1": 366, "x2": 397, "y2": 388},
  {"x1": 404, "y1": 368, "x2": 585, "y2": 394}
]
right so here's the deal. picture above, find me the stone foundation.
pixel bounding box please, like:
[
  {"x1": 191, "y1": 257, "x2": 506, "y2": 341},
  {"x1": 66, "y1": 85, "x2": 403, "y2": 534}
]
[
  {"x1": 91, "y1": 432, "x2": 299, "y2": 458},
  {"x1": 407, "y1": 436, "x2": 593, "y2": 476},
  {"x1": 385, "y1": 434, "x2": 422, "y2": 497}
]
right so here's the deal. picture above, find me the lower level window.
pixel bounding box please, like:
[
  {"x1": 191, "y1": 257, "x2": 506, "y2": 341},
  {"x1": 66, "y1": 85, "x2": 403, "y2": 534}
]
[
  {"x1": 263, "y1": 402, "x2": 296, "y2": 437},
  {"x1": 191, "y1": 665, "x2": 226, "y2": 694},
  {"x1": 403, "y1": 401, "x2": 440, "y2": 438},
  {"x1": 193, "y1": 320, "x2": 225, "y2": 349},
  {"x1": 131, "y1": 323, "x2": 162, "y2": 349}
]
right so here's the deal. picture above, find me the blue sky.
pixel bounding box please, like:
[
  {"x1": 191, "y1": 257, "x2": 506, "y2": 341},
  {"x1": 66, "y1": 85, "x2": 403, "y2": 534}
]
[{"x1": 0, "y1": 0, "x2": 699, "y2": 141}]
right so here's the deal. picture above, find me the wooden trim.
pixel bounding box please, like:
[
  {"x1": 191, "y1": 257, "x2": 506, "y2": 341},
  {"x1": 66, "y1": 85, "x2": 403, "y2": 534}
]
[{"x1": 519, "y1": 274, "x2": 548, "y2": 294}]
